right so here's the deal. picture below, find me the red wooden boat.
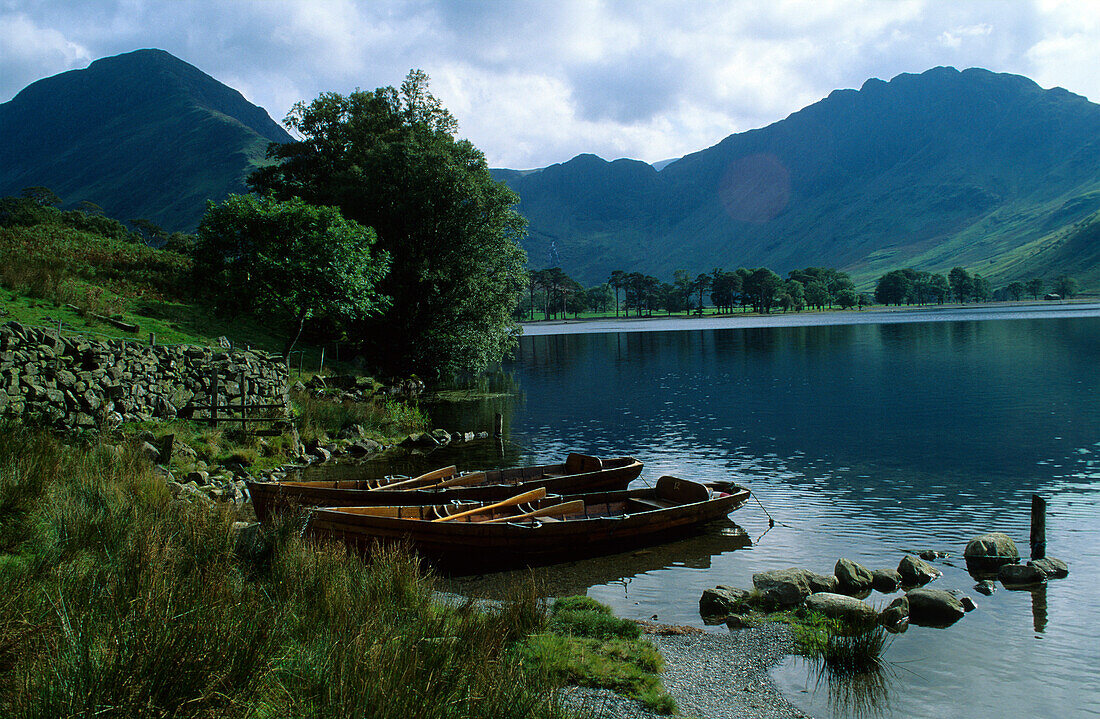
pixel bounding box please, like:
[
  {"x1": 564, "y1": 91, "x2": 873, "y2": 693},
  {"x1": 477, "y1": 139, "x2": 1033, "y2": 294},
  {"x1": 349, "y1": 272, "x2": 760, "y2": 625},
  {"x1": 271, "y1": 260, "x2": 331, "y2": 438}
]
[
  {"x1": 303, "y1": 477, "x2": 751, "y2": 573},
  {"x1": 248, "y1": 453, "x2": 642, "y2": 522}
]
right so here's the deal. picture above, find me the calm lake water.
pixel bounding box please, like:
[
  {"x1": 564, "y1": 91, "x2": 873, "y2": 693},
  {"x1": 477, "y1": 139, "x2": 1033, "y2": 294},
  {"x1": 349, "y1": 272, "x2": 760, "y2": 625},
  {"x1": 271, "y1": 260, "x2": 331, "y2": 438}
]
[{"x1": 331, "y1": 303, "x2": 1100, "y2": 718}]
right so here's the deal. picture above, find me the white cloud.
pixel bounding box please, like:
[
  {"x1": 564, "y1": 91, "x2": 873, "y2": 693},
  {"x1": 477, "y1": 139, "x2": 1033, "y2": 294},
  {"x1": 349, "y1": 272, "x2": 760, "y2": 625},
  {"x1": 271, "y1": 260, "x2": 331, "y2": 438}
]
[{"x1": 2, "y1": 1, "x2": 1099, "y2": 167}]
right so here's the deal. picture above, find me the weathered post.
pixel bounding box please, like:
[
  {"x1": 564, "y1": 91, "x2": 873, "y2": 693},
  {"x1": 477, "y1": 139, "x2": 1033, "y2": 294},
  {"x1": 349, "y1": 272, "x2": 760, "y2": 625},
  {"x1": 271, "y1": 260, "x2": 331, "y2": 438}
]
[
  {"x1": 1030, "y1": 494, "x2": 1047, "y2": 560},
  {"x1": 319, "y1": 346, "x2": 325, "y2": 374},
  {"x1": 149, "y1": 332, "x2": 156, "y2": 346},
  {"x1": 493, "y1": 412, "x2": 503, "y2": 438},
  {"x1": 209, "y1": 367, "x2": 219, "y2": 427},
  {"x1": 240, "y1": 371, "x2": 248, "y2": 433}
]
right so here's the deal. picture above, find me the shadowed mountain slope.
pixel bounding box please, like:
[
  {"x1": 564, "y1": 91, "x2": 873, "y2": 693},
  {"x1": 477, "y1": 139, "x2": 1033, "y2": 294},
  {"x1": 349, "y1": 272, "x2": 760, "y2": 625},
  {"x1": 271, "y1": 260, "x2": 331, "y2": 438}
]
[
  {"x1": 0, "y1": 49, "x2": 292, "y2": 231},
  {"x1": 496, "y1": 67, "x2": 1100, "y2": 287}
]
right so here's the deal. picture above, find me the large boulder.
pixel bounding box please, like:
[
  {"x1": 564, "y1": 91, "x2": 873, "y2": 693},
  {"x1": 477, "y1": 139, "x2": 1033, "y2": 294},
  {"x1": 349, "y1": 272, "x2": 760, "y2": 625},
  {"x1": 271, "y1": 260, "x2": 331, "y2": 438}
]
[
  {"x1": 804, "y1": 592, "x2": 877, "y2": 623},
  {"x1": 806, "y1": 572, "x2": 839, "y2": 594},
  {"x1": 1028, "y1": 557, "x2": 1069, "y2": 579},
  {"x1": 699, "y1": 586, "x2": 751, "y2": 617},
  {"x1": 998, "y1": 564, "x2": 1046, "y2": 588},
  {"x1": 835, "y1": 558, "x2": 874, "y2": 593},
  {"x1": 872, "y1": 568, "x2": 902, "y2": 593},
  {"x1": 964, "y1": 532, "x2": 1020, "y2": 573},
  {"x1": 879, "y1": 595, "x2": 909, "y2": 631},
  {"x1": 753, "y1": 568, "x2": 814, "y2": 607},
  {"x1": 907, "y1": 588, "x2": 965, "y2": 627},
  {"x1": 898, "y1": 554, "x2": 940, "y2": 586}
]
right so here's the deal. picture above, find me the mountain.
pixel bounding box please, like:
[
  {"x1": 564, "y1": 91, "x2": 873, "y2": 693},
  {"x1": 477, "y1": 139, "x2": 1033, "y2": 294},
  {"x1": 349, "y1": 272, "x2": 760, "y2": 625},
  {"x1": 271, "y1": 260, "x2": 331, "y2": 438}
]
[
  {"x1": 0, "y1": 49, "x2": 292, "y2": 232},
  {"x1": 497, "y1": 67, "x2": 1100, "y2": 288}
]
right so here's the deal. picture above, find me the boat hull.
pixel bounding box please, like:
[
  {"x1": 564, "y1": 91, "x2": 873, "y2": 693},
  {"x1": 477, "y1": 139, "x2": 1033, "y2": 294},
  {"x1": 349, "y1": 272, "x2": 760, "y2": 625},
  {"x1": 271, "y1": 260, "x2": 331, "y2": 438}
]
[{"x1": 305, "y1": 481, "x2": 751, "y2": 574}]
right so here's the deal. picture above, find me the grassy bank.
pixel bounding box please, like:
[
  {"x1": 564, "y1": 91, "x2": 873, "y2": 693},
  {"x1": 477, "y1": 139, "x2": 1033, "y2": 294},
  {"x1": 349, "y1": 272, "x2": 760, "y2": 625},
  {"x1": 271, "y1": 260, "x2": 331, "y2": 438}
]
[
  {"x1": 0, "y1": 424, "x2": 572, "y2": 718},
  {"x1": 0, "y1": 425, "x2": 676, "y2": 717}
]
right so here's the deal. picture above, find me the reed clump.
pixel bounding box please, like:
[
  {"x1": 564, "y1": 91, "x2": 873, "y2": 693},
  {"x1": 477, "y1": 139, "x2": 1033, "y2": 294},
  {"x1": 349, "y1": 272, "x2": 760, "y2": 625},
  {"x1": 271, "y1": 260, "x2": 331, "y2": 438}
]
[{"x1": 0, "y1": 423, "x2": 571, "y2": 719}]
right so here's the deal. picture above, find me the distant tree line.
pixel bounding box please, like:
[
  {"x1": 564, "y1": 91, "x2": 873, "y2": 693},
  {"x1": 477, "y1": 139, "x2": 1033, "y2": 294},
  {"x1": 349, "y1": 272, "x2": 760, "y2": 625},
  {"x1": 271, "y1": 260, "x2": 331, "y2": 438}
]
[
  {"x1": 518, "y1": 266, "x2": 870, "y2": 320},
  {"x1": 874, "y1": 266, "x2": 1078, "y2": 305}
]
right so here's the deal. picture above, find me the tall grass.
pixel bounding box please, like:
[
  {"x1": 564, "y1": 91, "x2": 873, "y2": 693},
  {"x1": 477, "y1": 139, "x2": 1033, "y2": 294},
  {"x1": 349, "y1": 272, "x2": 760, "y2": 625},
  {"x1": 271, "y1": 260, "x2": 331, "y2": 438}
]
[
  {"x1": 291, "y1": 390, "x2": 429, "y2": 443},
  {"x1": 0, "y1": 424, "x2": 572, "y2": 719}
]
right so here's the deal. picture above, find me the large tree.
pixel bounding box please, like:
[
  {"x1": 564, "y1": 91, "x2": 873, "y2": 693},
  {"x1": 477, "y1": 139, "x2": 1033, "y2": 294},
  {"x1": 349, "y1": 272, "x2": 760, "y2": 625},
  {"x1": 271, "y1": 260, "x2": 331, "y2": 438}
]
[
  {"x1": 193, "y1": 195, "x2": 389, "y2": 358},
  {"x1": 249, "y1": 70, "x2": 528, "y2": 376}
]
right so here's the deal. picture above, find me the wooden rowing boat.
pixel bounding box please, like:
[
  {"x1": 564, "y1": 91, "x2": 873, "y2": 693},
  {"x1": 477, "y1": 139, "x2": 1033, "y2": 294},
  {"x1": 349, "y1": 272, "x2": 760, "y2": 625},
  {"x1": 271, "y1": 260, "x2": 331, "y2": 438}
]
[
  {"x1": 303, "y1": 477, "x2": 751, "y2": 573},
  {"x1": 248, "y1": 453, "x2": 642, "y2": 522}
]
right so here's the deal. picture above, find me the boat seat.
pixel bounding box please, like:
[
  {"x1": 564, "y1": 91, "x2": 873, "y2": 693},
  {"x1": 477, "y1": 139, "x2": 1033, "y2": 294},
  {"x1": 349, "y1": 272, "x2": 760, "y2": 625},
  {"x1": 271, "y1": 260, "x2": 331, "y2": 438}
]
[
  {"x1": 564, "y1": 453, "x2": 603, "y2": 474},
  {"x1": 655, "y1": 476, "x2": 709, "y2": 504}
]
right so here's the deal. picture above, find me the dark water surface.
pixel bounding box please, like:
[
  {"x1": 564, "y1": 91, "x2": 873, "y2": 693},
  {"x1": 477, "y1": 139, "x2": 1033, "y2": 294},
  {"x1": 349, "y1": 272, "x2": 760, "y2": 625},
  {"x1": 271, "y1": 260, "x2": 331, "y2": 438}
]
[{"x1": 332, "y1": 306, "x2": 1100, "y2": 718}]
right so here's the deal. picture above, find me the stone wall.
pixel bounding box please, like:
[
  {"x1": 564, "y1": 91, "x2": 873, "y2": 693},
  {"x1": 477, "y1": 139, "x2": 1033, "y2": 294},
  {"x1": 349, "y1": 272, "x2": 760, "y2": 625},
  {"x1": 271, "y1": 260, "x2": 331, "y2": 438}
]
[{"x1": 0, "y1": 321, "x2": 289, "y2": 429}]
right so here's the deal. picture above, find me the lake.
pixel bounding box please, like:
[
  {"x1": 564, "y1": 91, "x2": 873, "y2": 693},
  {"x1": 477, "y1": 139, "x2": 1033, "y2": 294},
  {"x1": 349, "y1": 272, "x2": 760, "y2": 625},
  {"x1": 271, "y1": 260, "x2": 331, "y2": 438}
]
[{"x1": 344, "y1": 303, "x2": 1100, "y2": 718}]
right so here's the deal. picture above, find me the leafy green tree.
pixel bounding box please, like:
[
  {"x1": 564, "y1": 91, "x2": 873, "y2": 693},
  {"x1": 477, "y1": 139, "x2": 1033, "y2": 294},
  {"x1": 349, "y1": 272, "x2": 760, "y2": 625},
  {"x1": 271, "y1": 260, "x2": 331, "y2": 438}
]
[
  {"x1": 804, "y1": 280, "x2": 829, "y2": 310},
  {"x1": 609, "y1": 270, "x2": 626, "y2": 317},
  {"x1": 972, "y1": 273, "x2": 992, "y2": 302},
  {"x1": 784, "y1": 279, "x2": 805, "y2": 311},
  {"x1": 836, "y1": 287, "x2": 859, "y2": 309},
  {"x1": 194, "y1": 195, "x2": 390, "y2": 358},
  {"x1": 692, "y1": 273, "x2": 712, "y2": 315},
  {"x1": 1006, "y1": 281, "x2": 1025, "y2": 301},
  {"x1": 586, "y1": 284, "x2": 614, "y2": 314},
  {"x1": 875, "y1": 271, "x2": 911, "y2": 306},
  {"x1": 1025, "y1": 278, "x2": 1044, "y2": 300},
  {"x1": 710, "y1": 269, "x2": 741, "y2": 313},
  {"x1": 743, "y1": 267, "x2": 783, "y2": 313},
  {"x1": 21, "y1": 186, "x2": 61, "y2": 206},
  {"x1": 929, "y1": 273, "x2": 950, "y2": 303},
  {"x1": 1053, "y1": 274, "x2": 1078, "y2": 298},
  {"x1": 249, "y1": 70, "x2": 527, "y2": 376},
  {"x1": 948, "y1": 267, "x2": 973, "y2": 302}
]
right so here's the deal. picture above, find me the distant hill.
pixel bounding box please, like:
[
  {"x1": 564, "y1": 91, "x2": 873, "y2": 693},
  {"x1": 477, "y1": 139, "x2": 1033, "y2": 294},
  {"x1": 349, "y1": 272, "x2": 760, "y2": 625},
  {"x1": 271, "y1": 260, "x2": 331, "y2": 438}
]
[
  {"x1": 496, "y1": 67, "x2": 1100, "y2": 288},
  {"x1": 0, "y1": 49, "x2": 292, "y2": 232}
]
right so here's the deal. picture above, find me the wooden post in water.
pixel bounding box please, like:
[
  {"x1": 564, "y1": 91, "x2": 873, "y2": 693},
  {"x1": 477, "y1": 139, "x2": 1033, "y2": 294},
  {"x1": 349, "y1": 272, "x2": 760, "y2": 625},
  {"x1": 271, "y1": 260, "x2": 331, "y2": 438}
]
[
  {"x1": 493, "y1": 412, "x2": 503, "y2": 438},
  {"x1": 1030, "y1": 494, "x2": 1047, "y2": 560}
]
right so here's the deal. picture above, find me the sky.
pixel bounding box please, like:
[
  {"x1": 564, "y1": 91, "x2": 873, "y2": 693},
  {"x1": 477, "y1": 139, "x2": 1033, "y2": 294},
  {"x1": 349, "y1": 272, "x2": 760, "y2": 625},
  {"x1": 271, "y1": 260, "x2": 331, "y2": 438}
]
[{"x1": 3, "y1": 0, "x2": 1099, "y2": 169}]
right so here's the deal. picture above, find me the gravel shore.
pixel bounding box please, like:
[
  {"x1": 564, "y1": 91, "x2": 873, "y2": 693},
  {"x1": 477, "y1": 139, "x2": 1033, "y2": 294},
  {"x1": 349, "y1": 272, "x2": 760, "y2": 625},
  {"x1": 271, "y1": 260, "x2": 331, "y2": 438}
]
[{"x1": 559, "y1": 624, "x2": 814, "y2": 719}]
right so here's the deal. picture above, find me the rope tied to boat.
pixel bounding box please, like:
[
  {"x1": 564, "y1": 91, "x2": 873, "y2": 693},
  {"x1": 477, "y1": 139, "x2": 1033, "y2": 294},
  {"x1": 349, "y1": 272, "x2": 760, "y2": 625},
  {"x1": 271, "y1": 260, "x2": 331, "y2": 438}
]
[{"x1": 747, "y1": 488, "x2": 777, "y2": 528}]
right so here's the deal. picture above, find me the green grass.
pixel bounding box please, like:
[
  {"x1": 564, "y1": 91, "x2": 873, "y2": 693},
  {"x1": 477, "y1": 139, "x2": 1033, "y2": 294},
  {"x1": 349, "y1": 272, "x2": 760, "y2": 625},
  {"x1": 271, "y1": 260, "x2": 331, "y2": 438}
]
[
  {"x1": 513, "y1": 596, "x2": 676, "y2": 715},
  {"x1": 0, "y1": 423, "x2": 577, "y2": 719}
]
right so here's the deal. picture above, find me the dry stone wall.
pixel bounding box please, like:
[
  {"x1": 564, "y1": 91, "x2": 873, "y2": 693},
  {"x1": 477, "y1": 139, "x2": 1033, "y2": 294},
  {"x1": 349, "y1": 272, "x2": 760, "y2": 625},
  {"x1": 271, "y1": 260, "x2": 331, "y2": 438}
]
[{"x1": 0, "y1": 321, "x2": 289, "y2": 429}]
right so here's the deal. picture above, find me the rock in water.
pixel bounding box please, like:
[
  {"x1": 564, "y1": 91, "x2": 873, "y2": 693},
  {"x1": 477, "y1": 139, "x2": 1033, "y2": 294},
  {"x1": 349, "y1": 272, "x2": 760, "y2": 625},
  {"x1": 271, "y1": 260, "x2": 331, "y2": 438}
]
[
  {"x1": 753, "y1": 568, "x2": 813, "y2": 607},
  {"x1": 964, "y1": 532, "x2": 1019, "y2": 573},
  {"x1": 1028, "y1": 557, "x2": 1069, "y2": 579},
  {"x1": 907, "y1": 588, "x2": 965, "y2": 627},
  {"x1": 872, "y1": 568, "x2": 902, "y2": 592},
  {"x1": 879, "y1": 595, "x2": 910, "y2": 630},
  {"x1": 898, "y1": 554, "x2": 941, "y2": 586},
  {"x1": 804, "y1": 592, "x2": 877, "y2": 623},
  {"x1": 699, "y1": 586, "x2": 750, "y2": 617},
  {"x1": 973, "y1": 580, "x2": 997, "y2": 596},
  {"x1": 835, "y1": 558, "x2": 874, "y2": 593},
  {"x1": 806, "y1": 572, "x2": 839, "y2": 594},
  {"x1": 998, "y1": 563, "x2": 1046, "y2": 588}
]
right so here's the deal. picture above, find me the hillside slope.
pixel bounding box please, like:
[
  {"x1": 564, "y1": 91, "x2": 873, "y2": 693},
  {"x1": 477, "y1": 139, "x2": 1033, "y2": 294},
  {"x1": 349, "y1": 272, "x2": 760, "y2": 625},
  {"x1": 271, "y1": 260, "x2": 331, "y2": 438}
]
[
  {"x1": 0, "y1": 49, "x2": 292, "y2": 232},
  {"x1": 499, "y1": 67, "x2": 1100, "y2": 287}
]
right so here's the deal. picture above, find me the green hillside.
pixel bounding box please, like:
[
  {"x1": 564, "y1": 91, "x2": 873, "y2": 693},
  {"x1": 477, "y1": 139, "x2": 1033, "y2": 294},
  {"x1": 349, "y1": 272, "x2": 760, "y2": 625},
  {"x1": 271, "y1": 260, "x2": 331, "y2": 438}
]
[
  {"x1": 0, "y1": 49, "x2": 292, "y2": 232},
  {"x1": 496, "y1": 67, "x2": 1100, "y2": 288}
]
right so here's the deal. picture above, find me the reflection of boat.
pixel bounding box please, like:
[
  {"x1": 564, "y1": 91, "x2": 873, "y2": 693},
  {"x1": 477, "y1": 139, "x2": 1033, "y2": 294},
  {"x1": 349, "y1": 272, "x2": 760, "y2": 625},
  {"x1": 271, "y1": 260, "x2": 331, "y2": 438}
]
[
  {"x1": 304, "y1": 477, "x2": 751, "y2": 574},
  {"x1": 249, "y1": 453, "x2": 642, "y2": 521},
  {"x1": 439, "y1": 517, "x2": 752, "y2": 599}
]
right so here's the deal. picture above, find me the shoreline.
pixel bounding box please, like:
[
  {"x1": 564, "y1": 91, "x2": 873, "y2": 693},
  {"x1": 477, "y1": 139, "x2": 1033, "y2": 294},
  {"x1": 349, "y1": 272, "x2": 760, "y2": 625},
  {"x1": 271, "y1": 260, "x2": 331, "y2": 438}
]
[{"x1": 519, "y1": 299, "x2": 1100, "y2": 336}]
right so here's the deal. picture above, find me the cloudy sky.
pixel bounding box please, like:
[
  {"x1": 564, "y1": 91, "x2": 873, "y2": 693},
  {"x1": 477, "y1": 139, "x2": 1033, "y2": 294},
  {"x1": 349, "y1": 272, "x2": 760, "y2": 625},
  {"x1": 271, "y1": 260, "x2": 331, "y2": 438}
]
[{"x1": 3, "y1": 0, "x2": 1099, "y2": 169}]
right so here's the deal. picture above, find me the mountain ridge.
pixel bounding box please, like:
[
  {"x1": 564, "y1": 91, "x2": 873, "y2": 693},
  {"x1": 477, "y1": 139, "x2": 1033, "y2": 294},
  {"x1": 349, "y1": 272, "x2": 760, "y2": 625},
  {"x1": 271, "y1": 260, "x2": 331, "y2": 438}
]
[
  {"x1": 495, "y1": 66, "x2": 1100, "y2": 288},
  {"x1": 0, "y1": 48, "x2": 292, "y2": 231}
]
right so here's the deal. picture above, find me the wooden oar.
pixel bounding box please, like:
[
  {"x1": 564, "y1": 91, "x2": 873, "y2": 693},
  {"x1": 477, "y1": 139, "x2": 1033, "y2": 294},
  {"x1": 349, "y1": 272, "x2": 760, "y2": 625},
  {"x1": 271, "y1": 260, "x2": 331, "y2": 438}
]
[
  {"x1": 481, "y1": 499, "x2": 584, "y2": 524},
  {"x1": 421, "y1": 472, "x2": 487, "y2": 490},
  {"x1": 432, "y1": 487, "x2": 548, "y2": 523},
  {"x1": 378, "y1": 465, "x2": 457, "y2": 491}
]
